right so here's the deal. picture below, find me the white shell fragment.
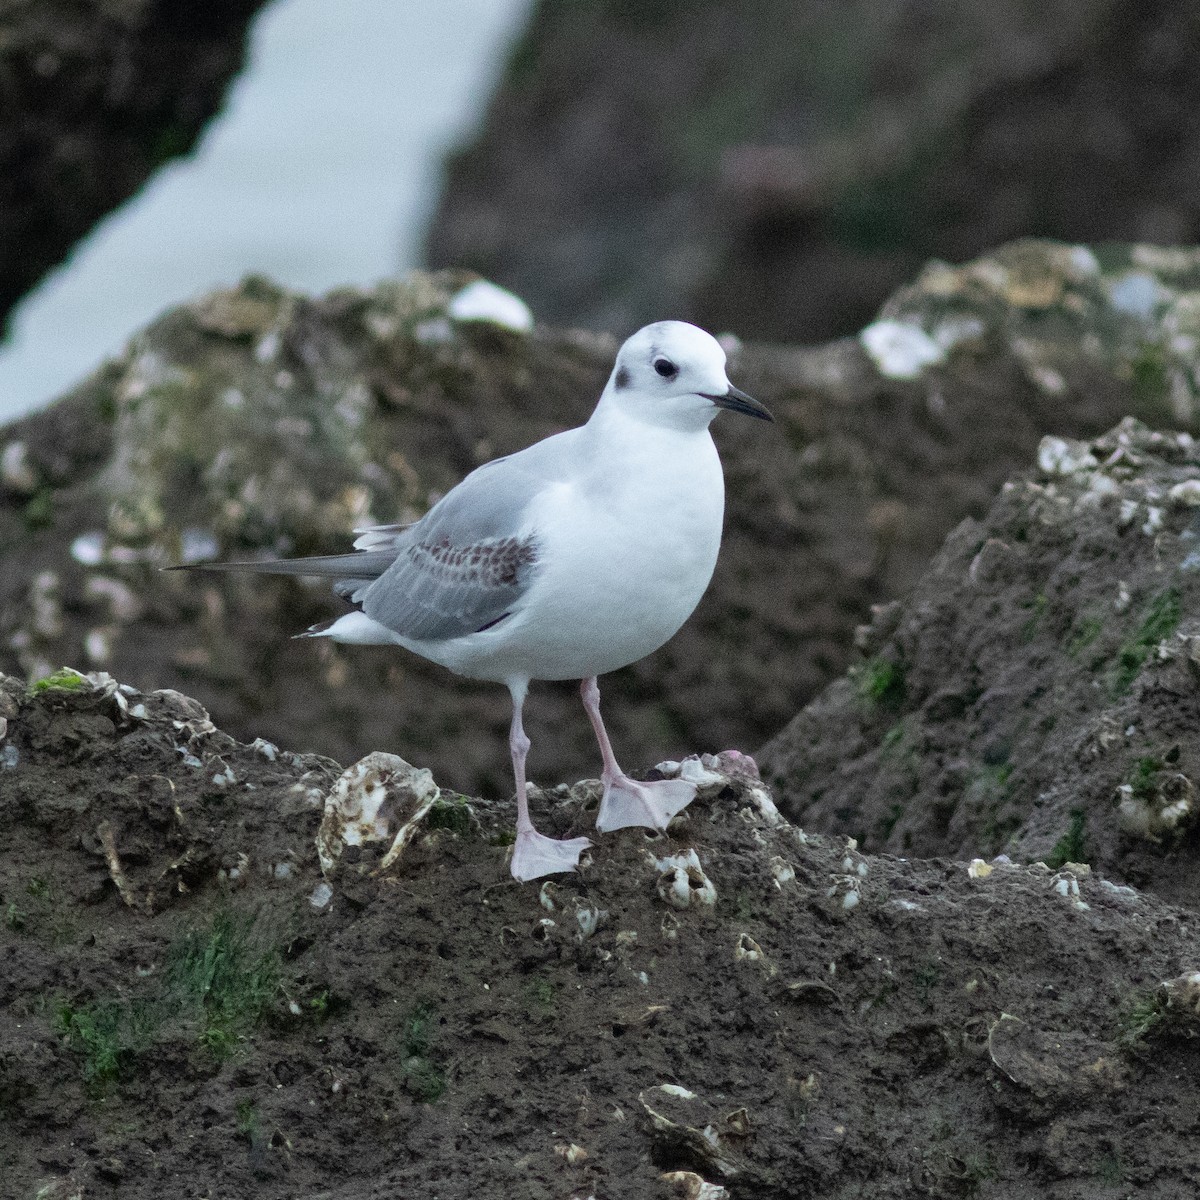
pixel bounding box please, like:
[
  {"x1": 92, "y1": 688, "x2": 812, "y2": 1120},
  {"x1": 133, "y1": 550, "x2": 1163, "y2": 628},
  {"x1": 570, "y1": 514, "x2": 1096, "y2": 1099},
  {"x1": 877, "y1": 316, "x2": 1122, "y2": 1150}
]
[
  {"x1": 829, "y1": 837, "x2": 869, "y2": 907},
  {"x1": 859, "y1": 319, "x2": 946, "y2": 380},
  {"x1": 317, "y1": 752, "x2": 440, "y2": 876},
  {"x1": 678, "y1": 757, "x2": 726, "y2": 788},
  {"x1": 572, "y1": 899, "x2": 607, "y2": 941},
  {"x1": 1049, "y1": 870, "x2": 1090, "y2": 912},
  {"x1": 1068, "y1": 244, "x2": 1102, "y2": 277},
  {"x1": 1108, "y1": 271, "x2": 1161, "y2": 318},
  {"x1": 660, "y1": 1171, "x2": 731, "y2": 1200},
  {"x1": 1037, "y1": 435, "x2": 1098, "y2": 476},
  {"x1": 639, "y1": 1086, "x2": 742, "y2": 1180},
  {"x1": 70, "y1": 531, "x2": 106, "y2": 565},
  {"x1": 734, "y1": 933, "x2": 775, "y2": 975},
  {"x1": 741, "y1": 785, "x2": 784, "y2": 827},
  {"x1": 1168, "y1": 479, "x2": 1200, "y2": 506},
  {"x1": 1115, "y1": 772, "x2": 1195, "y2": 841},
  {"x1": 174, "y1": 527, "x2": 220, "y2": 565},
  {"x1": 1159, "y1": 972, "x2": 1200, "y2": 1024},
  {"x1": 655, "y1": 849, "x2": 717, "y2": 909},
  {"x1": 734, "y1": 933, "x2": 764, "y2": 964},
  {"x1": 0, "y1": 440, "x2": 37, "y2": 493},
  {"x1": 1099, "y1": 879, "x2": 1138, "y2": 902},
  {"x1": 967, "y1": 859, "x2": 993, "y2": 879},
  {"x1": 413, "y1": 316, "x2": 453, "y2": 345},
  {"x1": 931, "y1": 315, "x2": 986, "y2": 352},
  {"x1": 826, "y1": 874, "x2": 862, "y2": 911},
  {"x1": 447, "y1": 279, "x2": 534, "y2": 333},
  {"x1": 769, "y1": 856, "x2": 795, "y2": 888},
  {"x1": 251, "y1": 737, "x2": 279, "y2": 762}
]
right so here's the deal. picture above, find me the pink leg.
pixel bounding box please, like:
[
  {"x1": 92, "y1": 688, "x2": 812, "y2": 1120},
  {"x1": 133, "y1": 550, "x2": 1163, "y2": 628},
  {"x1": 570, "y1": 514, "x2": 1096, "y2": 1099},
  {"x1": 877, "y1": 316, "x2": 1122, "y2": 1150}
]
[
  {"x1": 508, "y1": 680, "x2": 592, "y2": 882},
  {"x1": 581, "y1": 676, "x2": 697, "y2": 833}
]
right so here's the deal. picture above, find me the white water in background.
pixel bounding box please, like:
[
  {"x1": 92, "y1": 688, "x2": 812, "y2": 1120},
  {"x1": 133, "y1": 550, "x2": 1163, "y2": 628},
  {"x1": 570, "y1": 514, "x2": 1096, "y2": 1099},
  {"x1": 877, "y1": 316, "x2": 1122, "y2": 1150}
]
[{"x1": 0, "y1": 0, "x2": 529, "y2": 422}]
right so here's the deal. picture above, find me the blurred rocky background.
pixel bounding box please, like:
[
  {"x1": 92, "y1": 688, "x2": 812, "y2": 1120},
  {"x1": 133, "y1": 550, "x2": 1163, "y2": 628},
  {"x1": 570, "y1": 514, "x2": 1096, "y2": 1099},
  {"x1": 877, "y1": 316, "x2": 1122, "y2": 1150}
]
[
  {"x1": 0, "y1": 0, "x2": 269, "y2": 337},
  {"x1": 0, "y1": 0, "x2": 528, "y2": 420},
  {"x1": 427, "y1": 0, "x2": 1200, "y2": 343}
]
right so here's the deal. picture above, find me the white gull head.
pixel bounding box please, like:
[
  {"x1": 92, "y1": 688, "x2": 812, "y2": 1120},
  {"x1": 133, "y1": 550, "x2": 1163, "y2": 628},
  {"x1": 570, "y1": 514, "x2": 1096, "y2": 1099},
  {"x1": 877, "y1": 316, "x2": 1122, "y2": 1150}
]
[{"x1": 598, "y1": 320, "x2": 773, "y2": 431}]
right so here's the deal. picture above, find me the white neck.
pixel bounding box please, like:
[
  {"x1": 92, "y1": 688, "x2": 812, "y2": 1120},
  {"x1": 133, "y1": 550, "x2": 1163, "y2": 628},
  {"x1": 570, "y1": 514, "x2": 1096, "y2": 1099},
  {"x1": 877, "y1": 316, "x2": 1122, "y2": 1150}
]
[{"x1": 586, "y1": 385, "x2": 718, "y2": 438}]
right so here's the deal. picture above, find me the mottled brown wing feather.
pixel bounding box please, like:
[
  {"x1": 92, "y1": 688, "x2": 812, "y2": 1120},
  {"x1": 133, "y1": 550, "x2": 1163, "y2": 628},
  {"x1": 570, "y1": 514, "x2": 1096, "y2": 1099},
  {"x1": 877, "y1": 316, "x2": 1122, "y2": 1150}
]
[{"x1": 360, "y1": 533, "x2": 539, "y2": 641}]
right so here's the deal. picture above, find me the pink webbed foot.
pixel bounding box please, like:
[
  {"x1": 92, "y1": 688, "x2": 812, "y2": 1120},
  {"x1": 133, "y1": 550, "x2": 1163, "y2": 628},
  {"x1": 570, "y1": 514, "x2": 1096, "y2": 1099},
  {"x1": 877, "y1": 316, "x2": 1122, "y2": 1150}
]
[
  {"x1": 595, "y1": 776, "x2": 697, "y2": 834},
  {"x1": 510, "y1": 828, "x2": 593, "y2": 883}
]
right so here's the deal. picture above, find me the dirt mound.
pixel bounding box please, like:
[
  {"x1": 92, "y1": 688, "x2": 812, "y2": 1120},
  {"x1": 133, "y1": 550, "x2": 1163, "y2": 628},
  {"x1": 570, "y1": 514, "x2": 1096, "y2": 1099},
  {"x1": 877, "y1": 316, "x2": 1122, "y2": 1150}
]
[
  {"x1": 762, "y1": 418, "x2": 1200, "y2": 908},
  {"x1": 3, "y1": 669, "x2": 1200, "y2": 1197},
  {"x1": 3, "y1": 244, "x2": 1198, "y2": 799}
]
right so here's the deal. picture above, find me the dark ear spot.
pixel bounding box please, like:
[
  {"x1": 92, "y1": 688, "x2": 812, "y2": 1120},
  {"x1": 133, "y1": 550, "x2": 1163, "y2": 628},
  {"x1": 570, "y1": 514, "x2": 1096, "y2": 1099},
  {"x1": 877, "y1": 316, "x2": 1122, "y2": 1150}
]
[{"x1": 615, "y1": 365, "x2": 631, "y2": 390}]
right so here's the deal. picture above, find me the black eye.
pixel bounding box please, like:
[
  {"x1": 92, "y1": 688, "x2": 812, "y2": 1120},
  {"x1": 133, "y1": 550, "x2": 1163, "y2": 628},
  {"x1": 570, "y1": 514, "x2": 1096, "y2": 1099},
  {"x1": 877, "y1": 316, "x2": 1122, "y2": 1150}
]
[{"x1": 653, "y1": 357, "x2": 678, "y2": 379}]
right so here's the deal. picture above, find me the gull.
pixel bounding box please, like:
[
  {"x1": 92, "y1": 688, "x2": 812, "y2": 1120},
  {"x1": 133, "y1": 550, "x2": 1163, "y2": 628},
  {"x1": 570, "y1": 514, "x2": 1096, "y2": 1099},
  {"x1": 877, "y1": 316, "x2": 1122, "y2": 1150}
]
[{"x1": 179, "y1": 321, "x2": 772, "y2": 881}]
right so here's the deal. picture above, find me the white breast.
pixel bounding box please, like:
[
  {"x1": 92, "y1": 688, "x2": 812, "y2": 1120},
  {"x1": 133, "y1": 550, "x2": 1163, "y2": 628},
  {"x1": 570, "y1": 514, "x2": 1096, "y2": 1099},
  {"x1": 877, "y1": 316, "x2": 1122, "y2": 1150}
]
[{"x1": 423, "y1": 416, "x2": 725, "y2": 684}]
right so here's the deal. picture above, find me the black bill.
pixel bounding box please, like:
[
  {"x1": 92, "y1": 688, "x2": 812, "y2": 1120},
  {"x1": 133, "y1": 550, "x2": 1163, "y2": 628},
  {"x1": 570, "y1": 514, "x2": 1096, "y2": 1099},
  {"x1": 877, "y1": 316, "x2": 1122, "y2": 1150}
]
[{"x1": 701, "y1": 385, "x2": 774, "y2": 422}]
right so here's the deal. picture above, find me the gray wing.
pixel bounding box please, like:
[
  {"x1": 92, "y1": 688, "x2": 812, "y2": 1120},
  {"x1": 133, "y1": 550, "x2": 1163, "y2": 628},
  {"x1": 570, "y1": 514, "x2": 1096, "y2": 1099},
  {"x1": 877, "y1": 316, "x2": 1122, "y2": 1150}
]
[{"x1": 357, "y1": 429, "x2": 577, "y2": 642}]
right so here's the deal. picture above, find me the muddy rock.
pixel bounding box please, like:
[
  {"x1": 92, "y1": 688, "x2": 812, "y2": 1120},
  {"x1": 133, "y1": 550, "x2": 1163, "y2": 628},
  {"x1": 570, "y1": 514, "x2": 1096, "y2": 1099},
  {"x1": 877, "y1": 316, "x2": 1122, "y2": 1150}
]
[
  {"x1": 761, "y1": 417, "x2": 1200, "y2": 908},
  {"x1": 2, "y1": 668, "x2": 1200, "y2": 1196},
  {"x1": 0, "y1": 0, "x2": 269, "y2": 333},
  {"x1": 427, "y1": 0, "x2": 1200, "y2": 344},
  {"x1": 2, "y1": 244, "x2": 1199, "y2": 798}
]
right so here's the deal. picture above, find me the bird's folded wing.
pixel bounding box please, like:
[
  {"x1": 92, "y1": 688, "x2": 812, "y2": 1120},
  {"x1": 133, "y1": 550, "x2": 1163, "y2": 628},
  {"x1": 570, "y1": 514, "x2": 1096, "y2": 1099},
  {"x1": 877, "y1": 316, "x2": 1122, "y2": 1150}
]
[
  {"x1": 358, "y1": 449, "x2": 556, "y2": 642},
  {"x1": 361, "y1": 531, "x2": 539, "y2": 641}
]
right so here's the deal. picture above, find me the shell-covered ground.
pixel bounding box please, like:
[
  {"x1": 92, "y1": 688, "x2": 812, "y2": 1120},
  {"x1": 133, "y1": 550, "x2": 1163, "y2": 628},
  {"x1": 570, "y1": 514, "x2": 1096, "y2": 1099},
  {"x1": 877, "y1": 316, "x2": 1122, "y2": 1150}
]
[
  {"x1": 762, "y1": 419, "x2": 1200, "y2": 910},
  {"x1": 3, "y1": 670, "x2": 1200, "y2": 1199}
]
